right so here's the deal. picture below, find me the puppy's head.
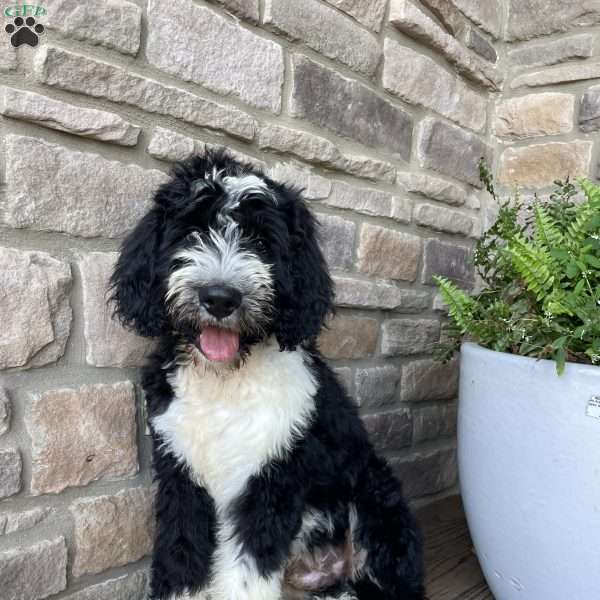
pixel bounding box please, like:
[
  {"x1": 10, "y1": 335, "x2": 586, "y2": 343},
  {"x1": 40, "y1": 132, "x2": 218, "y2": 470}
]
[{"x1": 110, "y1": 150, "x2": 334, "y2": 368}]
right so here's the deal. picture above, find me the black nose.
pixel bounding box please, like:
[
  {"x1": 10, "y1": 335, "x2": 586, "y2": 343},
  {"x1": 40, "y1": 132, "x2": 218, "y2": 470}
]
[{"x1": 199, "y1": 285, "x2": 242, "y2": 319}]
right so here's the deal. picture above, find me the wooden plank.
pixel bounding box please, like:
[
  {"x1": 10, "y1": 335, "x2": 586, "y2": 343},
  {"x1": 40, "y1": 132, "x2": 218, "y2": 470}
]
[{"x1": 416, "y1": 496, "x2": 494, "y2": 600}]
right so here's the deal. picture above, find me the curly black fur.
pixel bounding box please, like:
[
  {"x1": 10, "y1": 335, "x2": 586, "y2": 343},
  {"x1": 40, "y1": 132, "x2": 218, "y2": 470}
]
[{"x1": 110, "y1": 150, "x2": 334, "y2": 350}]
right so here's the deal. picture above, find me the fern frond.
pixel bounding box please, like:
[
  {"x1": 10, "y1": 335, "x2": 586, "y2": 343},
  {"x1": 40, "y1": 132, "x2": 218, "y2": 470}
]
[
  {"x1": 567, "y1": 180, "x2": 600, "y2": 245},
  {"x1": 433, "y1": 276, "x2": 474, "y2": 333},
  {"x1": 534, "y1": 204, "x2": 563, "y2": 251},
  {"x1": 566, "y1": 203, "x2": 596, "y2": 245},
  {"x1": 507, "y1": 234, "x2": 554, "y2": 300},
  {"x1": 579, "y1": 179, "x2": 600, "y2": 204}
]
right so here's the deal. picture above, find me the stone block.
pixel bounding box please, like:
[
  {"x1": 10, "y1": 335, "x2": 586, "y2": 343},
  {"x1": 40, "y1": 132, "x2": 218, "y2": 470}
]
[
  {"x1": 46, "y1": 0, "x2": 142, "y2": 55},
  {"x1": 71, "y1": 487, "x2": 154, "y2": 577},
  {"x1": 0, "y1": 247, "x2": 71, "y2": 370},
  {"x1": 319, "y1": 315, "x2": 378, "y2": 359},
  {"x1": 210, "y1": 0, "x2": 259, "y2": 22},
  {"x1": 334, "y1": 276, "x2": 430, "y2": 312},
  {"x1": 508, "y1": 34, "x2": 593, "y2": 69},
  {"x1": 397, "y1": 172, "x2": 467, "y2": 207},
  {"x1": 415, "y1": 204, "x2": 475, "y2": 236},
  {"x1": 381, "y1": 319, "x2": 440, "y2": 356},
  {"x1": 323, "y1": 0, "x2": 387, "y2": 31},
  {"x1": 413, "y1": 404, "x2": 458, "y2": 444},
  {"x1": 498, "y1": 141, "x2": 592, "y2": 188},
  {"x1": 420, "y1": 0, "x2": 467, "y2": 38},
  {"x1": 355, "y1": 366, "x2": 401, "y2": 408},
  {"x1": 512, "y1": 62, "x2": 600, "y2": 89},
  {"x1": 26, "y1": 382, "x2": 138, "y2": 495},
  {"x1": 268, "y1": 163, "x2": 331, "y2": 200},
  {"x1": 506, "y1": 0, "x2": 600, "y2": 41},
  {"x1": 357, "y1": 224, "x2": 421, "y2": 282},
  {"x1": 422, "y1": 239, "x2": 474, "y2": 288},
  {"x1": 4, "y1": 135, "x2": 167, "y2": 238},
  {"x1": 0, "y1": 449, "x2": 21, "y2": 499},
  {"x1": 317, "y1": 214, "x2": 356, "y2": 270},
  {"x1": 392, "y1": 447, "x2": 457, "y2": 498},
  {"x1": 450, "y1": 0, "x2": 502, "y2": 37},
  {"x1": 79, "y1": 252, "x2": 155, "y2": 367},
  {"x1": 400, "y1": 357, "x2": 460, "y2": 402},
  {"x1": 417, "y1": 118, "x2": 491, "y2": 188},
  {"x1": 0, "y1": 538, "x2": 67, "y2": 600},
  {"x1": 0, "y1": 389, "x2": 10, "y2": 436},
  {"x1": 264, "y1": 0, "x2": 380, "y2": 77},
  {"x1": 326, "y1": 182, "x2": 410, "y2": 223},
  {"x1": 494, "y1": 93, "x2": 574, "y2": 139},
  {"x1": 147, "y1": 0, "x2": 283, "y2": 112},
  {"x1": 0, "y1": 87, "x2": 140, "y2": 145},
  {"x1": 290, "y1": 55, "x2": 413, "y2": 160},
  {"x1": 258, "y1": 124, "x2": 343, "y2": 167},
  {"x1": 363, "y1": 408, "x2": 412, "y2": 451},
  {"x1": 579, "y1": 85, "x2": 600, "y2": 132},
  {"x1": 466, "y1": 29, "x2": 497, "y2": 63},
  {"x1": 0, "y1": 33, "x2": 16, "y2": 72},
  {"x1": 147, "y1": 127, "x2": 200, "y2": 162},
  {"x1": 63, "y1": 571, "x2": 148, "y2": 600},
  {"x1": 0, "y1": 508, "x2": 51, "y2": 537},
  {"x1": 337, "y1": 155, "x2": 397, "y2": 184}
]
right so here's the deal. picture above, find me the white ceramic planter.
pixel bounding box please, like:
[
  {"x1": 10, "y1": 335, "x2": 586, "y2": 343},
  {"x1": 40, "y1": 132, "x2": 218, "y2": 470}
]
[{"x1": 459, "y1": 342, "x2": 600, "y2": 600}]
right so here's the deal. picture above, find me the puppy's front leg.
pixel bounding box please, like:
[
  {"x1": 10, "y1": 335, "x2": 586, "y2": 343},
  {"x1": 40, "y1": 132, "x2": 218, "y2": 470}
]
[
  {"x1": 211, "y1": 465, "x2": 307, "y2": 600},
  {"x1": 150, "y1": 450, "x2": 217, "y2": 600},
  {"x1": 210, "y1": 519, "x2": 283, "y2": 600}
]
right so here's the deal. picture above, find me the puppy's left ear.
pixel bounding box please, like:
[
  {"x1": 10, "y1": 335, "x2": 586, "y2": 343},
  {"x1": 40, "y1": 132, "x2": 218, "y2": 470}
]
[
  {"x1": 274, "y1": 195, "x2": 334, "y2": 350},
  {"x1": 109, "y1": 207, "x2": 168, "y2": 338}
]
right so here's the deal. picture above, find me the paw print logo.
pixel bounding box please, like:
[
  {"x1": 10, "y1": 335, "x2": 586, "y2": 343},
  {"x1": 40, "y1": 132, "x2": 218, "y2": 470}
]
[{"x1": 5, "y1": 16, "x2": 45, "y2": 47}]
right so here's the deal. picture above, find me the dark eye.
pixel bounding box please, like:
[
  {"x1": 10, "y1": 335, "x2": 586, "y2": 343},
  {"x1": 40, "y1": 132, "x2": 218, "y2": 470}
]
[{"x1": 256, "y1": 240, "x2": 266, "y2": 252}]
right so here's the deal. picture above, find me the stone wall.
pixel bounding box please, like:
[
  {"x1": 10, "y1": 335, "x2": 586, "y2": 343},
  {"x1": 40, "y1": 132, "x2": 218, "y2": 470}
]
[{"x1": 0, "y1": 0, "x2": 503, "y2": 597}]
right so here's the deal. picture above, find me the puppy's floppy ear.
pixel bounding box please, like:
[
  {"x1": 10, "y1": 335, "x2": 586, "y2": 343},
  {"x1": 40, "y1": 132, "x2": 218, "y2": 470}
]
[
  {"x1": 274, "y1": 193, "x2": 334, "y2": 350},
  {"x1": 109, "y1": 207, "x2": 168, "y2": 338}
]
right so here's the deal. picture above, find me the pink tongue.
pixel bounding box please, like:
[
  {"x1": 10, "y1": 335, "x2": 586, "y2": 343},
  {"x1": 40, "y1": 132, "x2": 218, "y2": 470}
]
[{"x1": 199, "y1": 327, "x2": 240, "y2": 362}]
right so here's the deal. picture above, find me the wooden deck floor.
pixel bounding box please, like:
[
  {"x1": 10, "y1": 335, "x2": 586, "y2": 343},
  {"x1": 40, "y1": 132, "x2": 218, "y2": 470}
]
[{"x1": 417, "y1": 496, "x2": 494, "y2": 600}]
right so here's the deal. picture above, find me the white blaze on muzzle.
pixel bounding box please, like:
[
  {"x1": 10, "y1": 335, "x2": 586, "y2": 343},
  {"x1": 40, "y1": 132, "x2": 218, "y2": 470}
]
[{"x1": 166, "y1": 223, "x2": 273, "y2": 337}]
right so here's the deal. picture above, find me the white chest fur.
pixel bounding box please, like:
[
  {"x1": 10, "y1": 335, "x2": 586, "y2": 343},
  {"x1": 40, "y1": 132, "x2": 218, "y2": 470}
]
[{"x1": 152, "y1": 339, "x2": 317, "y2": 510}]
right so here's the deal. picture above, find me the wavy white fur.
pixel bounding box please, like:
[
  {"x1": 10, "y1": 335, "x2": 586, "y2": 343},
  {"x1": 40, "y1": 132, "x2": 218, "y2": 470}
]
[{"x1": 152, "y1": 338, "x2": 317, "y2": 600}]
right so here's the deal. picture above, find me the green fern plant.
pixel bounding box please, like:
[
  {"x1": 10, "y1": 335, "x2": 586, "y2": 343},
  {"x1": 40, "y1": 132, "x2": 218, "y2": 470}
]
[{"x1": 435, "y1": 162, "x2": 600, "y2": 374}]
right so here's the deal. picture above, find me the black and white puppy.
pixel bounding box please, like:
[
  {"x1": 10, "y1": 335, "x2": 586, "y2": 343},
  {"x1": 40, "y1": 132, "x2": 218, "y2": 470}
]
[{"x1": 111, "y1": 150, "x2": 424, "y2": 600}]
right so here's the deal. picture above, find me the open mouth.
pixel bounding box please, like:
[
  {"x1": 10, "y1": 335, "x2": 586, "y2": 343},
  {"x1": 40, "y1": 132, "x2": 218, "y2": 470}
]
[{"x1": 197, "y1": 326, "x2": 240, "y2": 362}]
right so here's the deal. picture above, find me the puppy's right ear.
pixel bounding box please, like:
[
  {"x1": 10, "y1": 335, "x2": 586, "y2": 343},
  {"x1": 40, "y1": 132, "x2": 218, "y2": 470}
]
[{"x1": 110, "y1": 207, "x2": 168, "y2": 338}]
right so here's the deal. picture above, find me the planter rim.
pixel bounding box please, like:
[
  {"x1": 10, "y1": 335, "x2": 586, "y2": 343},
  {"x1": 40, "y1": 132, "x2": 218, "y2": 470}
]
[{"x1": 460, "y1": 341, "x2": 600, "y2": 376}]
